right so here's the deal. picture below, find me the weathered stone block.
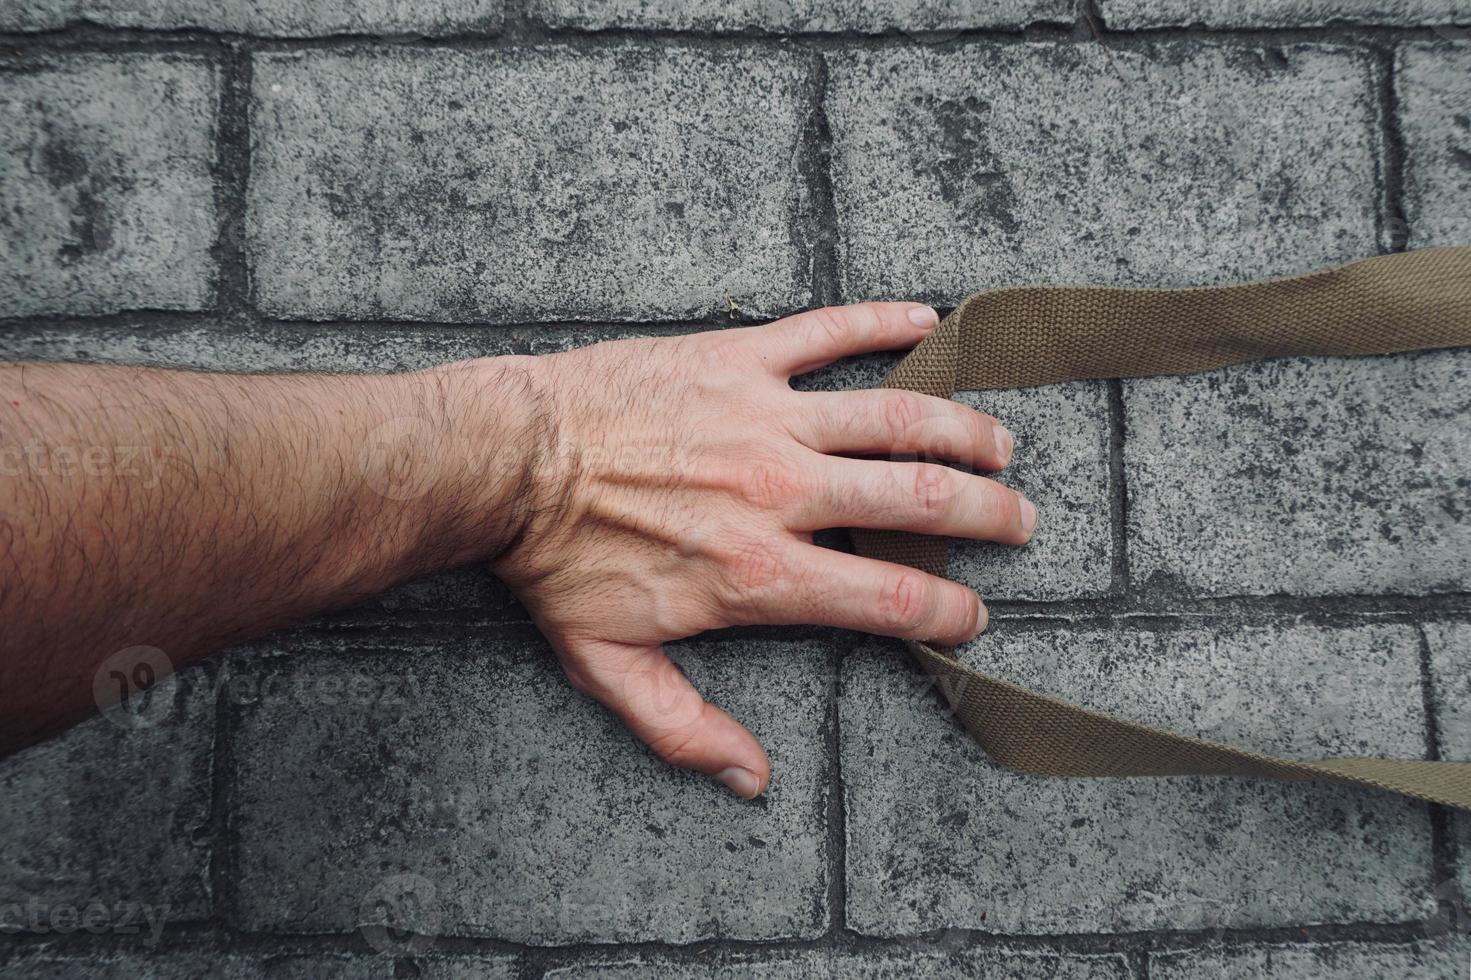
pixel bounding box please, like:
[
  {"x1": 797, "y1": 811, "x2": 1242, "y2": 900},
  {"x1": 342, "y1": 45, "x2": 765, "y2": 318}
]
[
  {"x1": 248, "y1": 47, "x2": 812, "y2": 323},
  {"x1": 1426, "y1": 622, "x2": 1471, "y2": 904},
  {"x1": 1398, "y1": 44, "x2": 1471, "y2": 249},
  {"x1": 1125, "y1": 350, "x2": 1471, "y2": 597},
  {"x1": 1108, "y1": 0, "x2": 1471, "y2": 28},
  {"x1": 0, "y1": 0, "x2": 503, "y2": 34},
  {"x1": 532, "y1": 0, "x2": 1070, "y2": 32},
  {"x1": 0, "y1": 55, "x2": 217, "y2": 316},
  {"x1": 545, "y1": 948, "x2": 1130, "y2": 978},
  {"x1": 952, "y1": 385, "x2": 1112, "y2": 600},
  {"x1": 1149, "y1": 940, "x2": 1470, "y2": 979},
  {"x1": 229, "y1": 628, "x2": 830, "y2": 943},
  {"x1": 826, "y1": 43, "x2": 1379, "y2": 306},
  {"x1": 0, "y1": 667, "x2": 215, "y2": 933},
  {"x1": 842, "y1": 623, "x2": 1433, "y2": 935},
  {"x1": 0, "y1": 951, "x2": 518, "y2": 979}
]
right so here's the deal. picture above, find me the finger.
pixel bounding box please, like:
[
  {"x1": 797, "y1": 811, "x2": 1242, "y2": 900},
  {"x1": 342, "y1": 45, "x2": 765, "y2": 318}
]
[
  {"x1": 742, "y1": 302, "x2": 939, "y2": 378},
  {"x1": 792, "y1": 388, "x2": 1015, "y2": 470},
  {"x1": 742, "y1": 544, "x2": 987, "y2": 646},
  {"x1": 558, "y1": 639, "x2": 770, "y2": 799},
  {"x1": 792, "y1": 456, "x2": 1037, "y2": 544}
]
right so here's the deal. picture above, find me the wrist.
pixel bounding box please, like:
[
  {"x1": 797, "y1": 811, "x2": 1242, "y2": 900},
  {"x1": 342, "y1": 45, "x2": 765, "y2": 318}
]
[{"x1": 395, "y1": 354, "x2": 555, "y2": 571}]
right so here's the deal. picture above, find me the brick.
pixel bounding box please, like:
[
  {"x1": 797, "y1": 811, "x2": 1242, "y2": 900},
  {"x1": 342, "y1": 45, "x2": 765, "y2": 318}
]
[
  {"x1": 532, "y1": 0, "x2": 1070, "y2": 32},
  {"x1": 248, "y1": 48, "x2": 812, "y2": 323},
  {"x1": 229, "y1": 628, "x2": 830, "y2": 942},
  {"x1": 0, "y1": 1, "x2": 503, "y2": 34},
  {"x1": 0, "y1": 666, "x2": 215, "y2": 931},
  {"x1": 795, "y1": 353, "x2": 1112, "y2": 600},
  {"x1": 1108, "y1": 1, "x2": 1471, "y2": 28},
  {"x1": 952, "y1": 386, "x2": 1112, "y2": 600},
  {"x1": 545, "y1": 948, "x2": 1130, "y2": 979},
  {"x1": 1398, "y1": 44, "x2": 1471, "y2": 249},
  {"x1": 841, "y1": 623, "x2": 1433, "y2": 936},
  {"x1": 0, "y1": 55, "x2": 217, "y2": 317},
  {"x1": 1426, "y1": 622, "x2": 1471, "y2": 904},
  {"x1": 827, "y1": 43, "x2": 1379, "y2": 306},
  {"x1": 0, "y1": 952, "x2": 518, "y2": 979},
  {"x1": 1125, "y1": 350, "x2": 1471, "y2": 597},
  {"x1": 1149, "y1": 940, "x2": 1470, "y2": 980}
]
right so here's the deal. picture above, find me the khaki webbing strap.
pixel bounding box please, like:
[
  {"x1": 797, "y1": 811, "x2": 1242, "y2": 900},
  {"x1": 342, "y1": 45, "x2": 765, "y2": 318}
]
[{"x1": 851, "y1": 246, "x2": 1471, "y2": 810}]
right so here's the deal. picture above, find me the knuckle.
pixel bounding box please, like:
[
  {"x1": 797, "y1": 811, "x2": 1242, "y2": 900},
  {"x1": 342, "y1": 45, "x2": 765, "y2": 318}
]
[
  {"x1": 875, "y1": 569, "x2": 929, "y2": 633},
  {"x1": 810, "y1": 307, "x2": 852, "y2": 348},
  {"x1": 646, "y1": 724, "x2": 704, "y2": 769},
  {"x1": 737, "y1": 457, "x2": 805, "y2": 510},
  {"x1": 882, "y1": 391, "x2": 927, "y2": 445},
  {"x1": 722, "y1": 539, "x2": 787, "y2": 593},
  {"x1": 912, "y1": 463, "x2": 953, "y2": 514},
  {"x1": 979, "y1": 485, "x2": 1022, "y2": 530}
]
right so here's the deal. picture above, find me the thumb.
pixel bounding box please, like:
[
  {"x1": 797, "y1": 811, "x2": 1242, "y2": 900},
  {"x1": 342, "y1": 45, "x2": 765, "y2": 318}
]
[{"x1": 560, "y1": 640, "x2": 770, "y2": 799}]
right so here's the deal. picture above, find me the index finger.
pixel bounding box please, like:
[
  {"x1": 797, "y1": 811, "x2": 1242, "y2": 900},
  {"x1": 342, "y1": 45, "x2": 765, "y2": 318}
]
[{"x1": 739, "y1": 302, "x2": 939, "y2": 378}]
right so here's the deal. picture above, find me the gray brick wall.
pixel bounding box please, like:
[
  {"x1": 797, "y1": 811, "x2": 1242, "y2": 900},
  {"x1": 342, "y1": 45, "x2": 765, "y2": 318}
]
[
  {"x1": 0, "y1": 1, "x2": 505, "y2": 35},
  {"x1": 2, "y1": 5, "x2": 1469, "y2": 980}
]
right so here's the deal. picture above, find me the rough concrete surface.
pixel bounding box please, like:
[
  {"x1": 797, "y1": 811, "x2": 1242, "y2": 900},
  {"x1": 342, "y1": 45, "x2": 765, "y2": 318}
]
[
  {"x1": 0, "y1": 54, "x2": 218, "y2": 316},
  {"x1": 1426, "y1": 622, "x2": 1471, "y2": 907},
  {"x1": 1148, "y1": 939, "x2": 1471, "y2": 979},
  {"x1": 532, "y1": 0, "x2": 1071, "y2": 32},
  {"x1": 1107, "y1": 0, "x2": 1471, "y2": 28},
  {"x1": 0, "y1": 951, "x2": 520, "y2": 978},
  {"x1": 827, "y1": 42, "x2": 1380, "y2": 306},
  {"x1": 0, "y1": 0, "x2": 504, "y2": 34},
  {"x1": 543, "y1": 948, "x2": 1131, "y2": 978},
  {"x1": 1125, "y1": 350, "x2": 1471, "y2": 596},
  {"x1": 228, "y1": 628, "x2": 830, "y2": 943},
  {"x1": 248, "y1": 46, "x2": 812, "y2": 323},
  {"x1": 0, "y1": 676, "x2": 215, "y2": 929},
  {"x1": 842, "y1": 625, "x2": 1434, "y2": 935},
  {"x1": 1398, "y1": 43, "x2": 1471, "y2": 249},
  {"x1": 951, "y1": 385, "x2": 1112, "y2": 600}
]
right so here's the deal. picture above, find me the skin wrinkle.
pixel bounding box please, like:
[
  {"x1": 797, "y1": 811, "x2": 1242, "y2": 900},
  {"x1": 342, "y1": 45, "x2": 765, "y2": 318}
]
[{"x1": 0, "y1": 302, "x2": 1034, "y2": 797}]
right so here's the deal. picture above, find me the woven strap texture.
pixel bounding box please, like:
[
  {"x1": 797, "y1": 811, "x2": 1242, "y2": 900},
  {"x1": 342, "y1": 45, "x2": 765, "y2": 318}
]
[{"x1": 851, "y1": 246, "x2": 1471, "y2": 810}]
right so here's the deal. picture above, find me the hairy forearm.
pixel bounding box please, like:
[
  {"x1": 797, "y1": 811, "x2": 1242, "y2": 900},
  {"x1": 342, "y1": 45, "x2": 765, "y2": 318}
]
[{"x1": 0, "y1": 357, "x2": 546, "y2": 753}]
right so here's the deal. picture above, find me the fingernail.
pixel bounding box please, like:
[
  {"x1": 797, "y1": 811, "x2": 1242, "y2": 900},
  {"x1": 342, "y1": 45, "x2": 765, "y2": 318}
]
[
  {"x1": 1019, "y1": 497, "x2": 1038, "y2": 534},
  {"x1": 993, "y1": 425, "x2": 1014, "y2": 465},
  {"x1": 974, "y1": 599, "x2": 989, "y2": 637},
  {"x1": 908, "y1": 305, "x2": 939, "y2": 330},
  {"x1": 717, "y1": 766, "x2": 761, "y2": 799}
]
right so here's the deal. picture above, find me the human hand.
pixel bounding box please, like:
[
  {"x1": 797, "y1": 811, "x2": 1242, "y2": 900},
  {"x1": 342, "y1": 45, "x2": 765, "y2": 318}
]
[{"x1": 493, "y1": 302, "x2": 1036, "y2": 798}]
